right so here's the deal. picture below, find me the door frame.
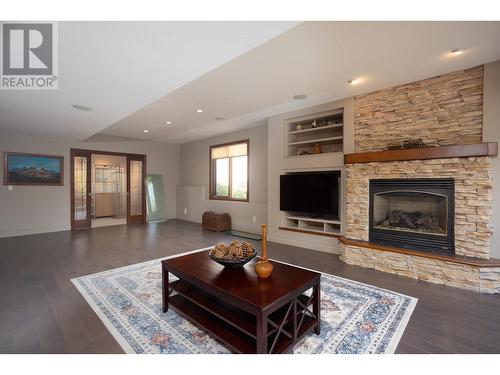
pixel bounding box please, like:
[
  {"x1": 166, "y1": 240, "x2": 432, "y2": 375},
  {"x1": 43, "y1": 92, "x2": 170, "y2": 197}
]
[{"x1": 70, "y1": 148, "x2": 147, "y2": 230}]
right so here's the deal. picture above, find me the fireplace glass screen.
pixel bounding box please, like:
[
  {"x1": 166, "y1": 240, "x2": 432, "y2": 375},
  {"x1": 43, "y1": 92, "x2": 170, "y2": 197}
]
[
  {"x1": 369, "y1": 178, "x2": 454, "y2": 254},
  {"x1": 373, "y1": 191, "x2": 447, "y2": 236}
]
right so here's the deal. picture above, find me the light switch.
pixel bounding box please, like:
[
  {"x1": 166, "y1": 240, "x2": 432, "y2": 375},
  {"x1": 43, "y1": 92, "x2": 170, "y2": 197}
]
[{"x1": 8, "y1": 185, "x2": 13, "y2": 191}]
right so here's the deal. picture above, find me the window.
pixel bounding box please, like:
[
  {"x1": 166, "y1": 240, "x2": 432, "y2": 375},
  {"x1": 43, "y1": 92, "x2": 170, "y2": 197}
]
[{"x1": 210, "y1": 140, "x2": 249, "y2": 201}]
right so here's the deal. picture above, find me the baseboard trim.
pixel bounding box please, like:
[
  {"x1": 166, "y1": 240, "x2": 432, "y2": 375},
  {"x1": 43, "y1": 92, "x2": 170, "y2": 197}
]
[
  {"x1": 0, "y1": 225, "x2": 71, "y2": 238},
  {"x1": 229, "y1": 224, "x2": 261, "y2": 236},
  {"x1": 176, "y1": 217, "x2": 261, "y2": 236}
]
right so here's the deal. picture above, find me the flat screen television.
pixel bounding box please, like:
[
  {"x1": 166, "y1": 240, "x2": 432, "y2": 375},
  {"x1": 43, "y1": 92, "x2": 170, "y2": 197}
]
[{"x1": 280, "y1": 171, "x2": 340, "y2": 219}]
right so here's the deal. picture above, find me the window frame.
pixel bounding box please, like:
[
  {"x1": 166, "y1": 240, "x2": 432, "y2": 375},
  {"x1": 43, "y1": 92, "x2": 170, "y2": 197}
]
[{"x1": 209, "y1": 139, "x2": 249, "y2": 202}]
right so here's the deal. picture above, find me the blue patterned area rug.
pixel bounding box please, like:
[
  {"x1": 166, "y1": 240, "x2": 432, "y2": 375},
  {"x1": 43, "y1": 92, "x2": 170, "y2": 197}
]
[{"x1": 71, "y1": 248, "x2": 417, "y2": 354}]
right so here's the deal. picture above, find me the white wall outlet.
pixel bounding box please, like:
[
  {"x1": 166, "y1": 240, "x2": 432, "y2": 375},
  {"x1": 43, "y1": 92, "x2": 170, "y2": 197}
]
[
  {"x1": 184, "y1": 208, "x2": 187, "y2": 215},
  {"x1": 8, "y1": 185, "x2": 13, "y2": 191},
  {"x1": 252, "y1": 216, "x2": 256, "y2": 223}
]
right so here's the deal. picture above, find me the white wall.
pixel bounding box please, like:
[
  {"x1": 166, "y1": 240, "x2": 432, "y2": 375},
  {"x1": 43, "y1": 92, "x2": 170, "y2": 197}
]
[
  {"x1": 177, "y1": 124, "x2": 268, "y2": 234},
  {"x1": 0, "y1": 132, "x2": 180, "y2": 237},
  {"x1": 267, "y1": 98, "x2": 354, "y2": 254},
  {"x1": 483, "y1": 60, "x2": 500, "y2": 259}
]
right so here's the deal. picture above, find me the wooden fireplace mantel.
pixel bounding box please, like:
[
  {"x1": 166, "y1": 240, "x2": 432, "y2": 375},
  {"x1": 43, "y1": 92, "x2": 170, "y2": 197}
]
[
  {"x1": 344, "y1": 142, "x2": 498, "y2": 164},
  {"x1": 338, "y1": 237, "x2": 500, "y2": 267}
]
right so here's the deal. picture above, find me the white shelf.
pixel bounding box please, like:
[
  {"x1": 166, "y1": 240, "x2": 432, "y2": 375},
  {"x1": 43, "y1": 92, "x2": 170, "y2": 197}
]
[
  {"x1": 288, "y1": 136, "x2": 343, "y2": 146},
  {"x1": 288, "y1": 123, "x2": 343, "y2": 135},
  {"x1": 281, "y1": 215, "x2": 342, "y2": 237},
  {"x1": 285, "y1": 108, "x2": 344, "y2": 158},
  {"x1": 286, "y1": 215, "x2": 341, "y2": 225}
]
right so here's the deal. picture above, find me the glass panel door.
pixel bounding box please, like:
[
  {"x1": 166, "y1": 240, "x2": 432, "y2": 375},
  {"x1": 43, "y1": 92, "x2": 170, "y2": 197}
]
[
  {"x1": 372, "y1": 191, "x2": 447, "y2": 236},
  {"x1": 127, "y1": 156, "x2": 146, "y2": 224},
  {"x1": 71, "y1": 150, "x2": 91, "y2": 230}
]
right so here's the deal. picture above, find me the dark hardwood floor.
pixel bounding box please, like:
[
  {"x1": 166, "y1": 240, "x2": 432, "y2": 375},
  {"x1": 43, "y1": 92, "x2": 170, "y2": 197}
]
[{"x1": 0, "y1": 219, "x2": 499, "y2": 354}]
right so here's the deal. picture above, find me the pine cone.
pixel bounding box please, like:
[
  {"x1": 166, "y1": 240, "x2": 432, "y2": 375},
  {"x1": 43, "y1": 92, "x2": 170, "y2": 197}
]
[
  {"x1": 215, "y1": 243, "x2": 230, "y2": 256},
  {"x1": 210, "y1": 248, "x2": 225, "y2": 259},
  {"x1": 240, "y1": 242, "x2": 254, "y2": 258},
  {"x1": 241, "y1": 241, "x2": 253, "y2": 251},
  {"x1": 229, "y1": 244, "x2": 243, "y2": 258}
]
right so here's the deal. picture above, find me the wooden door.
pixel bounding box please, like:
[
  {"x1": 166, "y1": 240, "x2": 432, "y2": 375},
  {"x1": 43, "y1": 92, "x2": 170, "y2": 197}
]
[
  {"x1": 70, "y1": 149, "x2": 92, "y2": 230},
  {"x1": 127, "y1": 155, "x2": 146, "y2": 224}
]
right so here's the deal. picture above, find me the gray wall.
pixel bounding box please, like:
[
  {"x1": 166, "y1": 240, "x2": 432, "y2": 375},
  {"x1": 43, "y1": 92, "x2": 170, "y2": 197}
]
[
  {"x1": 483, "y1": 60, "x2": 500, "y2": 258},
  {"x1": 177, "y1": 124, "x2": 268, "y2": 233},
  {"x1": 0, "y1": 132, "x2": 180, "y2": 237}
]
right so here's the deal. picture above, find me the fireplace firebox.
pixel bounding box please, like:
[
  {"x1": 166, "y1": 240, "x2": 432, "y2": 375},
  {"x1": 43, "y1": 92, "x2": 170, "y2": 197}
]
[{"x1": 369, "y1": 178, "x2": 454, "y2": 254}]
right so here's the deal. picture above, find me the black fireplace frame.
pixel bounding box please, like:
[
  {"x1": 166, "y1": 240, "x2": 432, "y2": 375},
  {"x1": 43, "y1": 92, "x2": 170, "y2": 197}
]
[{"x1": 369, "y1": 178, "x2": 455, "y2": 254}]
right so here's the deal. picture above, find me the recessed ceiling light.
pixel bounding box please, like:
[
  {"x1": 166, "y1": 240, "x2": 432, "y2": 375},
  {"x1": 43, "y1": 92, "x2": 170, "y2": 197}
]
[
  {"x1": 143, "y1": 130, "x2": 149, "y2": 133},
  {"x1": 165, "y1": 121, "x2": 172, "y2": 125},
  {"x1": 196, "y1": 109, "x2": 203, "y2": 113},
  {"x1": 293, "y1": 94, "x2": 308, "y2": 100},
  {"x1": 348, "y1": 79, "x2": 360, "y2": 85},
  {"x1": 450, "y1": 48, "x2": 465, "y2": 56},
  {"x1": 72, "y1": 104, "x2": 92, "y2": 111},
  {"x1": 215, "y1": 117, "x2": 225, "y2": 121}
]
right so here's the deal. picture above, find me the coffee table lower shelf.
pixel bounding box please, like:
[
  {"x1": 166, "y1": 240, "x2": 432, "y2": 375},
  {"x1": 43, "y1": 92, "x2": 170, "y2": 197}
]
[{"x1": 168, "y1": 280, "x2": 318, "y2": 354}]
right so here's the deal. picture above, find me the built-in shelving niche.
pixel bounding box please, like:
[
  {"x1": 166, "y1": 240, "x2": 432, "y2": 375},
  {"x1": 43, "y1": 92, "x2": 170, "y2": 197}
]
[
  {"x1": 285, "y1": 108, "x2": 344, "y2": 158},
  {"x1": 281, "y1": 215, "x2": 342, "y2": 238}
]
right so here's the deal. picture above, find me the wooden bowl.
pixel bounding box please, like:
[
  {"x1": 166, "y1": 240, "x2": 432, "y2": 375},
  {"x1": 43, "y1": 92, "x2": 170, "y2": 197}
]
[{"x1": 208, "y1": 248, "x2": 257, "y2": 269}]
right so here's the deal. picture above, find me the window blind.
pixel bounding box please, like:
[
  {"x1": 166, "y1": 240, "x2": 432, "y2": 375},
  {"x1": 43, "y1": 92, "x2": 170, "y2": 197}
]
[{"x1": 211, "y1": 142, "x2": 247, "y2": 159}]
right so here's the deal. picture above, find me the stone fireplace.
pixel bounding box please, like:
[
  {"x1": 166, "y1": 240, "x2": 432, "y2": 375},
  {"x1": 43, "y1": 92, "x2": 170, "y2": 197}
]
[
  {"x1": 338, "y1": 65, "x2": 500, "y2": 293},
  {"x1": 369, "y1": 178, "x2": 454, "y2": 254}
]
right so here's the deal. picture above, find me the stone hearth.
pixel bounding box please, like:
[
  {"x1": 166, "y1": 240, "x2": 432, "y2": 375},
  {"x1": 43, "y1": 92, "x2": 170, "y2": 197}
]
[{"x1": 339, "y1": 238, "x2": 500, "y2": 293}]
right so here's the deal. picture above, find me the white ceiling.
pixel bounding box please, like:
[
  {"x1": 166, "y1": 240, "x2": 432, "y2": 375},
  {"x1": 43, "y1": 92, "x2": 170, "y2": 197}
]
[
  {"x1": 99, "y1": 21, "x2": 500, "y2": 143},
  {"x1": 0, "y1": 21, "x2": 299, "y2": 140},
  {"x1": 2, "y1": 22, "x2": 500, "y2": 144}
]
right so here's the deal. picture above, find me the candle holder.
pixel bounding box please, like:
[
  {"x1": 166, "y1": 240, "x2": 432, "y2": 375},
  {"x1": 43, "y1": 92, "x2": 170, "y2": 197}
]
[{"x1": 254, "y1": 224, "x2": 273, "y2": 278}]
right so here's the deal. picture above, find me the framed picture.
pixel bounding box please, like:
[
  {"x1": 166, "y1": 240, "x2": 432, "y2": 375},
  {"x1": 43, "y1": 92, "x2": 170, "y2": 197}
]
[{"x1": 3, "y1": 152, "x2": 64, "y2": 186}]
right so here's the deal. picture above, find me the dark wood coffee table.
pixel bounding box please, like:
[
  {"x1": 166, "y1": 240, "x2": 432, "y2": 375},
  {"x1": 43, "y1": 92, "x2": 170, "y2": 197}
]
[{"x1": 161, "y1": 250, "x2": 321, "y2": 354}]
